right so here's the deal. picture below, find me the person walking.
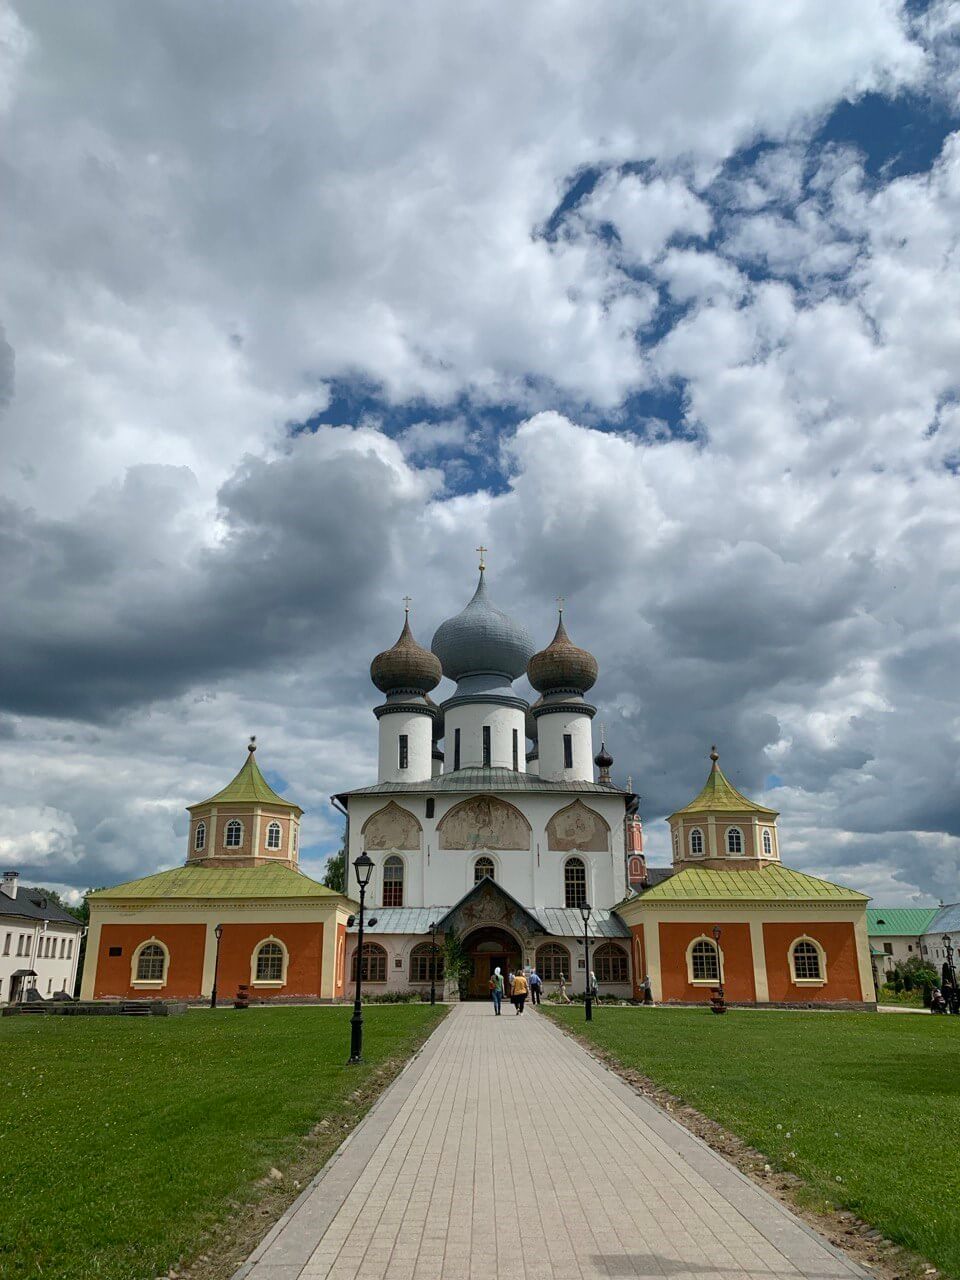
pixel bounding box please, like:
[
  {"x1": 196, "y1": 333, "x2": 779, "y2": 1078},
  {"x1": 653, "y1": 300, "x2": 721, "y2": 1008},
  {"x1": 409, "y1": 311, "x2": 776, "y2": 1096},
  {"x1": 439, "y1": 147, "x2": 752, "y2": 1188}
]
[
  {"x1": 489, "y1": 966, "x2": 504, "y2": 1015},
  {"x1": 589, "y1": 970, "x2": 599, "y2": 1002},
  {"x1": 642, "y1": 973, "x2": 653, "y2": 1006},
  {"x1": 507, "y1": 968, "x2": 516, "y2": 1009},
  {"x1": 512, "y1": 968, "x2": 529, "y2": 1014},
  {"x1": 529, "y1": 968, "x2": 543, "y2": 1006},
  {"x1": 557, "y1": 973, "x2": 571, "y2": 1004}
]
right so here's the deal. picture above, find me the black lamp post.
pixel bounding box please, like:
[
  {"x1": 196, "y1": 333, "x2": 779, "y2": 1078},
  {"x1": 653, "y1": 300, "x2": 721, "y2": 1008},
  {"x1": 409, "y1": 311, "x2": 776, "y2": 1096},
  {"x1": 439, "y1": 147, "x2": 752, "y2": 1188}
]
[
  {"x1": 712, "y1": 924, "x2": 724, "y2": 1002},
  {"x1": 580, "y1": 901, "x2": 593, "y2": 1022},
  {"x1": 943, "y1": 934, "x2": 957, "y2": 1013},
  {"x1": 348, "y1": 851, "x2": 375, "y2": 1064},
  {"x1": 428, "y1": 920, "x2": 439, "y2": 1006},
  {"x1": 210, "y1": 922, "x2": 224, "y2": 1009}
]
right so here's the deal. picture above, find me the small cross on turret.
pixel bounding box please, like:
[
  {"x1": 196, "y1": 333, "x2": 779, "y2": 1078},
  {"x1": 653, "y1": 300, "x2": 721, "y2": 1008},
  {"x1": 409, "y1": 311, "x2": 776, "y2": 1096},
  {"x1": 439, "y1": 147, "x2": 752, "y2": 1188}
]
[
  {"x1": 402, "y1": 595, "x2": 412, "y2": 616},
  {"x1": 476, "y1": 544, "x2": 487, "y2": 571}
]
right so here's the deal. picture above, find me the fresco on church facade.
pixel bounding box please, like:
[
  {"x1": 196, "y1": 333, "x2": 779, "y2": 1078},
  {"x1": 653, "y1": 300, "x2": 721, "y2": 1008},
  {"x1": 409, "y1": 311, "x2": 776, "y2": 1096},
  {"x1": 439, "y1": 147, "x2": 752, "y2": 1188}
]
[
  {"x1": 361, "y1": 801, "x2": 422, "y2": 850},
  {"x1": 437, "y1": 795, "x2": 531, "y2": 850},
  {"x1": 546, "y1": 799, "x2": 610, "y2": 851}
]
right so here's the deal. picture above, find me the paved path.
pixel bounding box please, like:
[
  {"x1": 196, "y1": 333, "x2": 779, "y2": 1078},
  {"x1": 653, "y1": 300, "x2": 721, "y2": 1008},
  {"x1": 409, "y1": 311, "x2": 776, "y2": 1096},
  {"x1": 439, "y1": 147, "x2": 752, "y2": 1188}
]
[{"x1": 236, "y1": 1004, "x2": 864, "y2": 1280}]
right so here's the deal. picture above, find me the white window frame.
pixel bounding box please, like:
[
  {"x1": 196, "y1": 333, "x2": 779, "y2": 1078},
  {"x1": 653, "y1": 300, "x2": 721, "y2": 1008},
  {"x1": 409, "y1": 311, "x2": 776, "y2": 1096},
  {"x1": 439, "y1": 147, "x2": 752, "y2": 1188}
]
[
  {"x1": 685, "y1": 935, "x2": 723, "y2": 986},
  {"x1": 131, "y1": 937, "x2": 170, "y2": 989},
  {"x1": 564, "y1": 857, "x2": 588, "y2": 909},
  {"x1": 194, "y1": 820, "x2": 206, "y2": 851},
  {"x1": 382, "y1": 855, "x2": 405, "y2": 907},
  {"x1": 762, "y1": 828, "x2": 773, "y2": 856},
  {"x1": 265, "y1": 821, "x2": 283, "y2": 851},
  {"x1": 788, "y1": 936, "x2": 827, "y2": 987},
  {"x1": 474, "y1": 855, "x2": 496, "y2": 884},
  {"x1": 224, "y1": 819, "x2": 243, "y2": 848},
  {"x1": 250, "y1": 936, "x2": 289, "y2": 988},
  {"x1": 689, "y1": 827, "x2": 704, "y2": 857},
  {"x1": 726, "y1": 827, "x2": 743, "y2": 855}
]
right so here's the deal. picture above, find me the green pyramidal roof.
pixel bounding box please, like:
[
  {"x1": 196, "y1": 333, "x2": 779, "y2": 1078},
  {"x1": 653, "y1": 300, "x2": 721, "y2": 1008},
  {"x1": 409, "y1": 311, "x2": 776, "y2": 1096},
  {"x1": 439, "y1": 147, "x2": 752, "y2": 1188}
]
[
  {"x1": 671, "y1": 754, "x2": 777, "y2": 818},
  {"x1": 189, "y1": 746, "x2": 302, "y2": 812},
  {"x1": 623, "y1": 864, "x2": 867, "y2": 905},
  {"x1": 91, "y1": 864, "x2": 340, "y2": 901},
  {"x1": 866, "y1": 907, "x2": 938, "y2": 936}
]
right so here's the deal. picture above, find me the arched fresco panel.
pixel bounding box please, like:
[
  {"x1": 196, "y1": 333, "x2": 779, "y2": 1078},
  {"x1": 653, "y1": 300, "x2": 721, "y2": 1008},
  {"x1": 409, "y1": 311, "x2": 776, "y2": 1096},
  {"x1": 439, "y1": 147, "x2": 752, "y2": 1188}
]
[
  {"x1": 437, "y1": 795, "x2": 531, "y2": 850},
  {"x1": 546, "y1": 799, "x2": 610, "y2": 852},
  {"x1": 361, "y1": 801, "x2": 422, "y2": 850}
]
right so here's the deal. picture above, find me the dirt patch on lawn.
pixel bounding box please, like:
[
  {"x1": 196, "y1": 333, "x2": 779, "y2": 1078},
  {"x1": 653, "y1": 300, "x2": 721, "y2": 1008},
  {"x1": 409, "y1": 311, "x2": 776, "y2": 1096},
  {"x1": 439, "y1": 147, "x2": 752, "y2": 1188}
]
[
  {"x1": 547, "y1": 1016, "x2": 940, "y2": 1280},
  {"x1": 158, "y1": 1010, "x2": 448, "y2": 1280}
]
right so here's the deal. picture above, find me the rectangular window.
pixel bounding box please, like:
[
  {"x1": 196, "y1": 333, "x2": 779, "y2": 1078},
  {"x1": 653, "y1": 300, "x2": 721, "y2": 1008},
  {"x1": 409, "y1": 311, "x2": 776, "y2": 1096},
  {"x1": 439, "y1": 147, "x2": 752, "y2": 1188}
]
[
  {"x1": 60, "y1": 937, "x2": 66, "y2": 958},
  {"x1": 398, "y1": 734, "x2": 409, "y2": 770},
  {"x1": 453, "y1": 727, "x2": 461, "y2": 771},
  {"x1": 2, "y1": 933, "x2": 9, "y2": 956},
  {"x1": 16, "y1": 936, "x2": 23, "y2": 956},
  {"x1": 425, "y1": 798, "x2": 435, "y2": 819},
  {"x1": 512, "y1": 728, "x2": 519, "y2": 771},
  {"x1": 482, "y1": 725, "x2": 491, "y2": 767},
  {"x1": 563, "y1": 733, "x2": 574, "y2": 769},
  {"x1": 67, "y1": 938, "x2": 73, "y2": 959},
  {"x1": 108, "y1": 946, "x2": 122, "y2": 957},
  {"x1": 883, "y1": 942, "x2": 893, "y2": 955}
]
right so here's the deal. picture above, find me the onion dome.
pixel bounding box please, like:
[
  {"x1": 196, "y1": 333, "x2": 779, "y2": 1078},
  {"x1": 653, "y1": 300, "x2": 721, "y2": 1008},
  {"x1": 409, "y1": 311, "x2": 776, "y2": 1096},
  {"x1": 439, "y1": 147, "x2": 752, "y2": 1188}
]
[
  {"x1": 431, "y1": 568, "x2": 534, "y2": 681},
  {"x1": 527, "y1": 614, "x2": 598, "y2": 695},
  {"x1": 370, "y1": 610, "x2": 442, "y2": 695},
  {"x1": 594, "y1": 740, "x2": 613, "y2": 770}
]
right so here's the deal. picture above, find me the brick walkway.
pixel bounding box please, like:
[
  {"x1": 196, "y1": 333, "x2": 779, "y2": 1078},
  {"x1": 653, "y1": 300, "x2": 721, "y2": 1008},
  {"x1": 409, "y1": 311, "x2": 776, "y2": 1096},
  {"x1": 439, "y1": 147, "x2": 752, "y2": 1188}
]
[{"x1": 236, "y1": 1004, "x2": 864, "y2": 1280}]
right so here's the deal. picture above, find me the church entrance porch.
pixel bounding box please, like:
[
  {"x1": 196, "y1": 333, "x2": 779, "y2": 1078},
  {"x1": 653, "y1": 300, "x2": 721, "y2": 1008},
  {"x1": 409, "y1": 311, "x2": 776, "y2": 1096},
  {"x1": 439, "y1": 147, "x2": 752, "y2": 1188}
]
[{"x1": 461, "y1": 926, "x2": 522, "y2": 1000}]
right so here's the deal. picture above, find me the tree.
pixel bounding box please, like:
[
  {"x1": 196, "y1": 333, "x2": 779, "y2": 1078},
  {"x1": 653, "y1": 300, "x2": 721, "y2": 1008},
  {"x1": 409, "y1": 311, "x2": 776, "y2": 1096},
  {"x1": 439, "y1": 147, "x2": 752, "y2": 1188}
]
[
  {"x1": 443, "y1": 931, "x2": 471, "y2": 999},
  {"x1": 322, "y1": 844, "x2": 345, "y2": 893}
]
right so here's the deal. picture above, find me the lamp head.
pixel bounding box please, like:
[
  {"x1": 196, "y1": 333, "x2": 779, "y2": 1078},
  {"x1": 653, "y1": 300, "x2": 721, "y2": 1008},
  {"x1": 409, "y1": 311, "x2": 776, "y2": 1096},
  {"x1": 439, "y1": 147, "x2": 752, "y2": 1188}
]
[
  {"x1": 944, "y1": 933, "x2": 952, "y2": 948},
  {"x1": 354, "y1": 850, "x2": 374, "y2": 888},
  {"x1": 214, "y1": 923, "x2": 223, "y2": 940},
  {"x1": 712, "y1": 925, "x2": 722, "y2": 942},
  {"x1": 579, "y1": 901, "x2": 592, "y2": 923}
]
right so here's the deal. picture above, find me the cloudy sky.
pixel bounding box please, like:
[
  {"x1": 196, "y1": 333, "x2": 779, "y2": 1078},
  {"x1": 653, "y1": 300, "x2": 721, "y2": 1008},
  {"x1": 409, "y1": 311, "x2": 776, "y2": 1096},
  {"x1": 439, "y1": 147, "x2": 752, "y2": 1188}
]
[{"x1": 2, "y1": 1, "x2": 960, "y2": 906}]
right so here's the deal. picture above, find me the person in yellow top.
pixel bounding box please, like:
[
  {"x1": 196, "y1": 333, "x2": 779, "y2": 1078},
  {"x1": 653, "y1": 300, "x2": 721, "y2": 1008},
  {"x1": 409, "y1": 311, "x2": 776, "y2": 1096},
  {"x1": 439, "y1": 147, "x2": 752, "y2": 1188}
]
[{"x1": 511, "y1": 968, "x2": 529, "y2": 1015}]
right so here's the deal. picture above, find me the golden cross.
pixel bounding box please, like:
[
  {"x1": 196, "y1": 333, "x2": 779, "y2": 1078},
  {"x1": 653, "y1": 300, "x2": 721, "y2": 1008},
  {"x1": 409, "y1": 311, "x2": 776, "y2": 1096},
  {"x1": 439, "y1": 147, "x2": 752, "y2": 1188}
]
[
  {"x1": 476, "y1": 544, "x2": 487, "y2": 570},
  {"x1": 556, "y1": 594, "x2": 565, "y2": 616},
  {"x1": 402, "y1": 595, "x2": 412, "y2": 615}
]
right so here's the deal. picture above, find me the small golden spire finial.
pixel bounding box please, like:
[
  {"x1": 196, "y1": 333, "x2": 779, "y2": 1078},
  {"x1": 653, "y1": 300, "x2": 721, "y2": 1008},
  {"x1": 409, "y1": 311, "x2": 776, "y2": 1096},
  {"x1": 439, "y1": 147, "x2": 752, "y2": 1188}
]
[
  {"x1": 476, "y1": 544, "x2": 487, "y2": 571},
  {"x1": 402, "y1": 594, "x2": 412, "y2": 616},
  {"x1": 248, "y1": 735, "x2": 257, "y2": 754},
  {"x1": 710, "y1": 744, "x2": 719, "y2": 764}
]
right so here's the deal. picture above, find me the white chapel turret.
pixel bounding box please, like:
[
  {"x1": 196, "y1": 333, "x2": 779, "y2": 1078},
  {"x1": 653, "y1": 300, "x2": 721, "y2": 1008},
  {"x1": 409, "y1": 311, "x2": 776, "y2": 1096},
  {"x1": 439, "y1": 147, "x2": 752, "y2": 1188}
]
[
  {"x1": 527, "y1": 607, "x2": 598, "y2": 783},
  {"x1": 430, "y1": 551, "x2": 534, "y2": 772},
  {"x1": 370, "y1": 604, "x2": 442, "y2": 783}
]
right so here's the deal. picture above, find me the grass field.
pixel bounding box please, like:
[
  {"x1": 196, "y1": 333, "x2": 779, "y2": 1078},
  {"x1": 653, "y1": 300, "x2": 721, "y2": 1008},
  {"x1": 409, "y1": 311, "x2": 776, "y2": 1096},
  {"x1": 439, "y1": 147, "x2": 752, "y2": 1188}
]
[
  {"x1": 0, "y1": 1004, "x2": 445, "y2": 1280},
  {"x1": 546, "y1": 1006, "x2": 960, "y2": 1278}
]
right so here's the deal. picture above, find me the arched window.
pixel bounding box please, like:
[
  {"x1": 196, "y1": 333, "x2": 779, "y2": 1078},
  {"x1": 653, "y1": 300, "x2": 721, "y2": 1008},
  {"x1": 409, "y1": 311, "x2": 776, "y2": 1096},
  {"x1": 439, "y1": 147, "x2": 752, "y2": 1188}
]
[
  {"x1": 266, "y1": 821, "x2": 282, "y2": 850},
  {"x1": 536, "y1": 943, "x2": 570, "y2": 982},
  {"x1": 194, "y1": 821, "x2": 206, "y2": 851},
  {"x1": 689, "y1": 828, "x2": 704, "y2": 856},
  {"x1": 474, "y1": 856, "x2": 495, "y2": 883},
  {"x1": 382, "y1": 856, "x2": 404, "y2": 907},
  {"x1": 594, "y1": 943, "x2": 628, "y2": 984},
  {"x1": 254, "y1": 940, "x2": 285, "y2": 983},
  {"x1": 672, "y1": 830, "x2": 679, "y2": 857},
  {"x1": 409, "y1": 942, "x2": 445, "y2": 983},
  {"x1": 690, "y1": 938, "x2": 720, "y2": 983},
  {"x1": 762, "y1": 828, "x2": 773, "y2": 856},
  {"x1": 224, "y1": 819, "x2": 243, "y2": 848},
  {"x1": 790, "y1": 938, "x2": 825, "y2": 984},
  {"x1": 726, "y1": 827, "x2": 743, "y2": 854},
  {"x1": 564, "y1": 857, "x2": 587, "y2": 909},
  {"x1": 352, "y1": 942, "x2": 387, "y2": 983},
  {"x1": 135, "y1": 941, "x2": 167, "y2": 983}
]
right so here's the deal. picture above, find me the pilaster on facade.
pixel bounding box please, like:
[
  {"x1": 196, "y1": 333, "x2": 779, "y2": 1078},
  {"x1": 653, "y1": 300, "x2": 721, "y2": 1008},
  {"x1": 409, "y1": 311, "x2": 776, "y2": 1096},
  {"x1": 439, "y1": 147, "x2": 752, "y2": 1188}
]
[{"x1": 748, "y1": 919, "x2": 769, "y2": 1002}]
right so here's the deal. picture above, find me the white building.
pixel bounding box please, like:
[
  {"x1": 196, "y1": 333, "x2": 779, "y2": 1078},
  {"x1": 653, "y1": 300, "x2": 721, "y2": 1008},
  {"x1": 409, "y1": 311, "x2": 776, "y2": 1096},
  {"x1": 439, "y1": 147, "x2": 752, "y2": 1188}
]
[
  {"x1": 335, "y1": 563, "x2": 639, "y2": 999},
  {"x1": 0, "y1": 872, "x2": 84, "y2": 1003}
]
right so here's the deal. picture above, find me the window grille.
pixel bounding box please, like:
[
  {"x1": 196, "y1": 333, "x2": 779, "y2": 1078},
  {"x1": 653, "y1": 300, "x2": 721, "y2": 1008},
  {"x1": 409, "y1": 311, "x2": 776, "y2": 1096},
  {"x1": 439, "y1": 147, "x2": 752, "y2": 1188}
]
[
  {"x1": 536, "y1": 943, "x2": 570, "y2": 982},
  {"x1": 792, "y1": 940, "x2": 821, "y2": 981},
  {"x1": 383, "y1": 856, "x2": 404, "y2": 907},
  {"x1": 225, "y1": 820, "x2": 243, "y2": 848},
  {"x1": 255, "y1": 941, "x2": 284, "y2": 982},
  {"x1": 266, "y1": 821, "x2": 282, "y2": 850},
  {"x1": 474, "y1": 856, "x2": 495, "y2": 883},
  {"x1": 564, "y1": 857, "x2": 586, "y2": 908},
  {"x1": 352, "y1": 942, "x2": 387, "y2": 983},
  {"x1": 726, "y1": 827, "x2": 743, "y2": 854},
  {"x1": 594, "y1": 943, "x2": 628, "y2": 983},
  {"x1": 691, "y1": 939, "x2": 719, "y2": 982},
  {"x1": 410, "y1": 943, "x2": 444, "y2": 983},
  {"x1": 136, "y1": 943, "x2": 166, "y2": 982}
]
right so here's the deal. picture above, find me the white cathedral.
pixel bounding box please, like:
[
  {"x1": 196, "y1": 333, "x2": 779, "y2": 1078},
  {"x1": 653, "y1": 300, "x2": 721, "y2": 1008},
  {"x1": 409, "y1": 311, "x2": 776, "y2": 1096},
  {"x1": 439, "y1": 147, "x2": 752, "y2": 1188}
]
[{"x1": 336, "y1": 555, "x2": 642, "y2": 998}]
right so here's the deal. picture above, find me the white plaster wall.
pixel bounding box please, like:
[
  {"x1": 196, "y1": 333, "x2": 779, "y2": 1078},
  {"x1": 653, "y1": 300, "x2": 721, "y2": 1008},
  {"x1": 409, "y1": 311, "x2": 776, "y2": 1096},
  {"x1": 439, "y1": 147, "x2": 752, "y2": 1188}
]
[
  {"x1": 0, "y1": 922, "x2": 82, "y2": 1002},
  {"x1": 443, "y1": 702, "x2": 526, "y2": 771},
  {"x1": 377, "y1": 710, "x2": 433, "y2": 783},
  {"x1": 346, "y1": 789, "x2": 628, "y2": 910},
  {"x1": 536, "y1": 710, "x2": 595, "y2": 783}
]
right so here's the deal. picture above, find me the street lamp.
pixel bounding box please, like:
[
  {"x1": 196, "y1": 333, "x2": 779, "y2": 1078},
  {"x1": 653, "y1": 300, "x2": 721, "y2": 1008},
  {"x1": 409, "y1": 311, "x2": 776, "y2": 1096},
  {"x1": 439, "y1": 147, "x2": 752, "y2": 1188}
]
[
  {"x1": 711, "y1": 924, "x2": 725, "y2": 1012},
  {"x1": 210, "y1": 923, "x2": 224, "y2": 1009},
  {"x1": 943, "y1": 933, "x2": 957, "y2": 1012},
  {"x1": 348, "y1": 851, "x2": 375, "y2": 1064},
  {"x1": 428, "y1": 920, "x2": 439, "y2": 1006},
  {"x1": 580, "y1": 901, "x2": 593, "y2": 1022}
]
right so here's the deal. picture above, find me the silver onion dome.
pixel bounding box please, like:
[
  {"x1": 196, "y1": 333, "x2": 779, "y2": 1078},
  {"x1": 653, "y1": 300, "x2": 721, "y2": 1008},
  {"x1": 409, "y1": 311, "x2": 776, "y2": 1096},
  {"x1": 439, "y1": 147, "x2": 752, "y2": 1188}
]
[{"x1": 431, "y1": 569, "x2": 535, "y2": 682}]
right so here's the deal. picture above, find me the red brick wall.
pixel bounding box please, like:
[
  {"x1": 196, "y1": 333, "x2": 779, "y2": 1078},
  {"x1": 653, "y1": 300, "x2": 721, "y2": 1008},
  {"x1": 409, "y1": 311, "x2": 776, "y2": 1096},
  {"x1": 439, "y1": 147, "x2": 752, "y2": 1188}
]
[
  {"x1": 763, "y1": 921, "x2": 864, "y2": 1002},
  {"x1": 217, "y1": 922, "x2": 324, "y2": 1000},
  {"x1": 94, "y1": 923, "x2": 206, "y2": 999},
  {"x1": 658, "y1": 921, "x2": 755, "y2": 1003}
]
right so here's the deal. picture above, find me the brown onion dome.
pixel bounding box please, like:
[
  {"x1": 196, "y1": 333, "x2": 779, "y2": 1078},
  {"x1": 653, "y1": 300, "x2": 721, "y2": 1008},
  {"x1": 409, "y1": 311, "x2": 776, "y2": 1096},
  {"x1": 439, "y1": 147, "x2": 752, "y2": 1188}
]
[
  {"x1": 370, "y1": 613, "x2": 442, "y2": 695},
  {"x1": 594, "y1": 740, "x2": 613, "y2": 770},
  {"x1": 527, "y1": 615, "x2": 598, "y2": 695}
]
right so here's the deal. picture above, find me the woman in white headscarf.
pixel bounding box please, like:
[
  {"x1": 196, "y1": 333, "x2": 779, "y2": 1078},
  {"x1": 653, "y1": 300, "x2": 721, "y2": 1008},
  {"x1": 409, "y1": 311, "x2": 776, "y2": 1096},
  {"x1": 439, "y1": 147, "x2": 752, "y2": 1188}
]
[{"x1": 489, "y1": 966, "x2": 504, "y2": 1015}]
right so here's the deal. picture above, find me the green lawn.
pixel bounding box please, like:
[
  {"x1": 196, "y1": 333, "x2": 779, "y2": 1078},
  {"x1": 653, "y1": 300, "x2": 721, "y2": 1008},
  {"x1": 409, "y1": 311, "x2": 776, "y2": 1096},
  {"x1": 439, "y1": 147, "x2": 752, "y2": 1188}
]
[
  {"x1": 546, "y1": 1007, "x2": 960, "y2": 1278},
  {"x1": 0, "y1": 1005, "x2": 445, "y2": 1280}
]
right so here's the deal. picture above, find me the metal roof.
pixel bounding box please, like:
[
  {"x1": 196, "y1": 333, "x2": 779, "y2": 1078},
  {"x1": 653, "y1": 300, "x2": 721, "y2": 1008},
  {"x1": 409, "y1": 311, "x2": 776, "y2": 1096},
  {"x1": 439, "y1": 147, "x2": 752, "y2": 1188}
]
[
  {"x1": 348, "y1": 904, "x2": 628, "y2": 938},
  {"x1": 335, "y1": 767, "x2": 628, "y2": 801},
  {"x1": 0, "y1": 889, "x2": 83, "y2": 927},
  {"x1": 91, "y1": 864, "x2": 344, "y2": 901},
  {"x1": 925, "y1": 904, "x2": 960, "y2": 935},
  {"x1": 621, "y1": 864, "x2": 868, "y2": 904},
  {"x1": 866, "y1": 907, "x2": 939, "y2": 936}
]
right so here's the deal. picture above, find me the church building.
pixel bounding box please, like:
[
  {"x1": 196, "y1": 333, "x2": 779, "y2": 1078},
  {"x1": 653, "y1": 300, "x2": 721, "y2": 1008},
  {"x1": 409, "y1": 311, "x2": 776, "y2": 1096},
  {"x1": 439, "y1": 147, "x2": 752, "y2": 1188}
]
[{"x1": 81, "y1": 556, "x2": 876, "y2": 1009}]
